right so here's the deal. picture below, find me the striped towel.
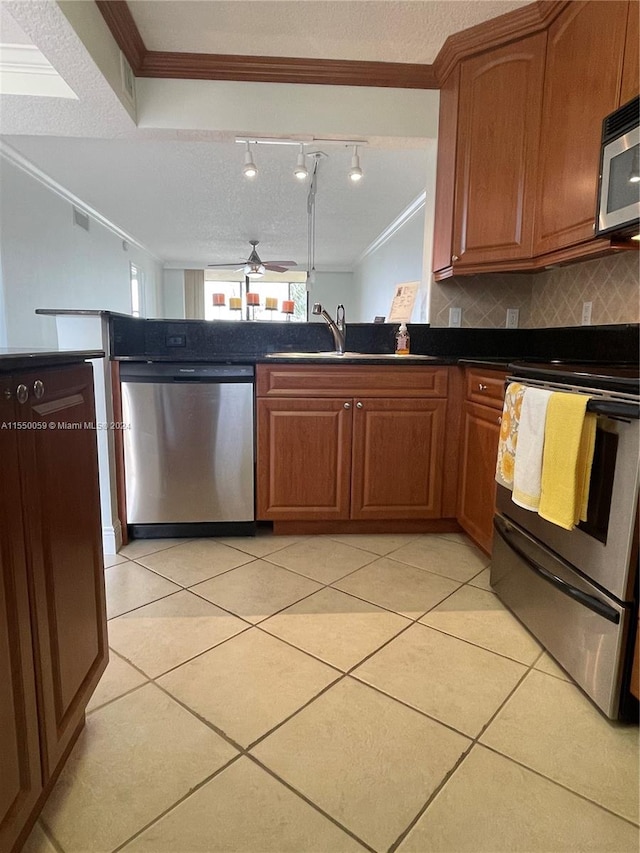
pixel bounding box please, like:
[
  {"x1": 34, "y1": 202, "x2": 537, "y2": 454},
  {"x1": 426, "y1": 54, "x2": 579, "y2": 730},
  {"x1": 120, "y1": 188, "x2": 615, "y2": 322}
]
[{"x1": 495, "y1": 382, "x2": 525, "y2": 491}]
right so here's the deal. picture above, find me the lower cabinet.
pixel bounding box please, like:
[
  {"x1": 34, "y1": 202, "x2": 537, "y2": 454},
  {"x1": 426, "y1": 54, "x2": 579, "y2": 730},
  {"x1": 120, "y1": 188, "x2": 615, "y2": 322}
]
[
  {"x1": 457, "y1": 368, "x2": 507, "y2": 555},
  {"x1": 256, "y1": 365, "x2": 450, "y2": 523},
  {"x1": 0, "y1": 362, "x2": 108, "y2": 853}
]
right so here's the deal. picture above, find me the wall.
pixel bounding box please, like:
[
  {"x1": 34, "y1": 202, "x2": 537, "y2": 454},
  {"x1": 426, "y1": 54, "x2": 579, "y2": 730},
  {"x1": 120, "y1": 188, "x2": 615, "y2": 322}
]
[
  {"x1": 428, "y1": 252, "x2": 639, "y2": 328},
  {"x1": 0, "y1": 158, "x2": 163, "y2": 348},
  {"x1": 162, "y1": 269, "x2": 186, "y2": 318},
  {"x1": 308, "y1": 271, "x2": 356, "y2": 321}
]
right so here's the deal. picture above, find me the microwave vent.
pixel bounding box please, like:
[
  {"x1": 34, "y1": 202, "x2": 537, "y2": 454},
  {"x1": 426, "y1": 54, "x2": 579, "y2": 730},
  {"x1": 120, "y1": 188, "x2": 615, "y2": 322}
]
[{"x1": 602, "y1": 96, "x2": 639, "y2": 142}]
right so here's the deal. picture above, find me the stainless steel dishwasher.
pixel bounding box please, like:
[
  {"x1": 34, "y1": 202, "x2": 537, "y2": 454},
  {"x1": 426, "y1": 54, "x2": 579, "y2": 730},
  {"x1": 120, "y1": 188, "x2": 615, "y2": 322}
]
[{"x1": 120, "y1": 363, "x2": 255, "y2": 538}]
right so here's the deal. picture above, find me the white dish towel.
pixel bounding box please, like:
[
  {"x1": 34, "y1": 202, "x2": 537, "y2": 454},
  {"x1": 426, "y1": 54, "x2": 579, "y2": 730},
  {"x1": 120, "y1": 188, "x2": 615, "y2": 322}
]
[{"x1": 512, "y1": 387, "x2": 553, "y2": 511}]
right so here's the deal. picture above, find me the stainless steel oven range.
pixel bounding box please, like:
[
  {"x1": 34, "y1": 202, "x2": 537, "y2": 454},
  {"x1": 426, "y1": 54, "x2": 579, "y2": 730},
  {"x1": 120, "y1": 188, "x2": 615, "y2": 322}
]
[{"x1": 491, "y1": 363, "x2": 639, "y2": 719}]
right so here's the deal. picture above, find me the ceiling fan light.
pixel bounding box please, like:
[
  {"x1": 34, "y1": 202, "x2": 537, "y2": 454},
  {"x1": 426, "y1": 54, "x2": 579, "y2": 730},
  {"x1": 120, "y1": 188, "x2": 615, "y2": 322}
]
[
  {"x1": 245, "y1": 262, "x2": 265, "y2": 278},
  {"x1": 348, "y1": 146, "x2": 363, "y2": 182},
  {"x1": 243, "y1": 143, "x2": 258, "y2": 178},
  {"x1": 294, "y1": 145, "x2": 308, "y2": 180}
]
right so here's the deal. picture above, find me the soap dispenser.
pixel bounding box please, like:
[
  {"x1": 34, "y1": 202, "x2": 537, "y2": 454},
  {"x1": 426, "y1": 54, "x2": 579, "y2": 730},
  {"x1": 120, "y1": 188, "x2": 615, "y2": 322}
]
[{"x1": 395, "y1": 323, "x2": 410, "y2": 355}]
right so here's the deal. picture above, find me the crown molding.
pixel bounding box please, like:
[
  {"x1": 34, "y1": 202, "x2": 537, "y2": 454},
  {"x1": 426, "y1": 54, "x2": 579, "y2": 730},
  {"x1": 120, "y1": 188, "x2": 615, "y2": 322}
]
[
  {"x1": 0, "y1": 140, "x2": 163, "y2": 262},
  {"x1": 354, "y1": 192, "x2": 426, "y2": 268},
  {"x1": 95, "y1": 0, "x2": 145, "y2": 74}
]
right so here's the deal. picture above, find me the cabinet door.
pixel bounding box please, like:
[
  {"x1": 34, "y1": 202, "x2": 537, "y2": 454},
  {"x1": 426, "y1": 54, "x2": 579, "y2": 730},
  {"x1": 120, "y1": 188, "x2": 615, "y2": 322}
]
[
  {"x1": 458, "y1": 401, "x2": 502, "y2": 554},
  {"x1": 17, "y1": 364, "x2": 107, "y2": 776},
  {"x1": 0, "y1": 382, "x2": 43, "y2": 853},
  {"x1": 351, "y1": 398, "x2": 446, "y2": 520},
  {"x1": 432, "y1": 66, "x2": 460, "y2": 274},
  {"x1": 453, "y1": 33, "x2": 546, "y2": 267},
  {"x1": 534, "y1": 1, "x2": 628, "y2": 255},
  {"x1": 257, "y1": 397, "x2": 352, "y2": 520},
  {"x1": 620, "y1": 0, "x2": 639, "y2": 104}
]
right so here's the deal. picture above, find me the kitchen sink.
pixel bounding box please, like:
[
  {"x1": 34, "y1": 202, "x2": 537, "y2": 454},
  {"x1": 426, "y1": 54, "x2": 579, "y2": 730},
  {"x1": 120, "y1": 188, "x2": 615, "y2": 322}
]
[{"x1": 265, "y1": 351, "x2": 440, "y2": 360}]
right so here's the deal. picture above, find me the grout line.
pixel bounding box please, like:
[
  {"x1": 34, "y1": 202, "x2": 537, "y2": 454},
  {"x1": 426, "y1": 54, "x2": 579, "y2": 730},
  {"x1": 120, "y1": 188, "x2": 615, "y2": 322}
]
[
  {"x1": 107, "y1": 588, "x2": 183, "y2": 621},
  {"x1": 35, "y1": 819, "x2": 66, "y2": 853}
]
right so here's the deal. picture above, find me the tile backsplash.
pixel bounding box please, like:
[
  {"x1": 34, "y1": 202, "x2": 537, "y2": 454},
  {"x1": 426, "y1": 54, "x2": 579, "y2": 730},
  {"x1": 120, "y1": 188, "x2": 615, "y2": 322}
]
[{"x1": 429, "y1": 251, "x2": 639, "y2": 328}]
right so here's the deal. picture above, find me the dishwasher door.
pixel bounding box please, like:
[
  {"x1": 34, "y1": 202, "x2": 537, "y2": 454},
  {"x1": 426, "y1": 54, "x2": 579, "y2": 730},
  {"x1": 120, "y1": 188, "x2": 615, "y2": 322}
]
[{"x1": 121, "y1": 363, "x2": 254, "y2": 530}]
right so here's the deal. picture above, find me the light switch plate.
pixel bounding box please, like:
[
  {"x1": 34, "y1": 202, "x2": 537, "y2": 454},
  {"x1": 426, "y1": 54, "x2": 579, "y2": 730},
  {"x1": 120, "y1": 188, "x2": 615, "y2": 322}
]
[
  {"x1": 506, "y1": 308, "x2": 519, "y2": 329},
  {"x1": 449, "y1": 307, "x2": 462, "y2": 328},
  {"x1": 581, "y1": 301, "x2": 593, "y2": 325}
]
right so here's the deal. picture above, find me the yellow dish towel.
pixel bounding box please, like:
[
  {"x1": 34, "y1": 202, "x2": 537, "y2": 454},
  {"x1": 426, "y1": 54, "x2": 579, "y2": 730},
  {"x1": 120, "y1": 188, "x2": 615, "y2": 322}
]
[
  {"x1": 495, "y1": 382, "x2": 525, "y2": 491},
  {"x1": 539, "y1": 392, "x2": 597, "y2": 530}
]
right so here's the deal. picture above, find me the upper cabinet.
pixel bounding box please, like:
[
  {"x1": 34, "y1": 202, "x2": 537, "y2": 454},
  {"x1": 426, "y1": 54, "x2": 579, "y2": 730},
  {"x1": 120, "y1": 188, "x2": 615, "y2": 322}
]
[
  {"x1": 533, "y1": 0, "x2": 628, "y2": 256},
  {"x1": 433, "y1": 0, "x2": 637, "y2": 278},
  {"x1": 453, "y1": 33, "x2": 546, "y2": 268}
]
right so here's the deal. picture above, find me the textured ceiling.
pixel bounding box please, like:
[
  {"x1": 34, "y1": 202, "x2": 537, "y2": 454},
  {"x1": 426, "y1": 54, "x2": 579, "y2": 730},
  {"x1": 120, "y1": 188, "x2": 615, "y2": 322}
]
[{"x1": 130, "y1": 0, "x2": 531, "y2": 64}]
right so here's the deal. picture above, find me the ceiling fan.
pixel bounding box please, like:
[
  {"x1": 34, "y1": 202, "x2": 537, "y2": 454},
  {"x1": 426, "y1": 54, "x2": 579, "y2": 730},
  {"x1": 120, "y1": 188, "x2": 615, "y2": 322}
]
[{"x1": 207, "y1": 240, "x2": 297, "y2": 277}]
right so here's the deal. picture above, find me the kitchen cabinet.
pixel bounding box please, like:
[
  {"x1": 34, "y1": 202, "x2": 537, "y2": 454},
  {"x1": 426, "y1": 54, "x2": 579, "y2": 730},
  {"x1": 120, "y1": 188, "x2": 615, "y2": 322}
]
[
  {"x1": 457, "y1": 368, "x2": 507, "y2": 555},
  {"x1": 451, "y1": 32, "x2": 546, "y2": 269},
  {"x1": 620, "y1": 0, "x2": 639, "y2": 104},
  {"x1": 256, "y1": 365, "x2": 451, "y2": 527},
  {"x1": 0, "y1": 361, "x2": 108, "y2": 853},
  {"x1": 533, "y1": 0, "x2": 628, "y2": 256}
]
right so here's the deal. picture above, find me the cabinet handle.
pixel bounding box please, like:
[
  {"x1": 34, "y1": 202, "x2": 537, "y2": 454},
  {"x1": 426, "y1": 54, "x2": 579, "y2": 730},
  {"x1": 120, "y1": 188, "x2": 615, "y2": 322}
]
[
  {"x1": 16, "y1": 384, "x2": 29, "y2": 404},
  {"x1": 452, "y1": 254, "x2": 459, "y2": 262},
  {"x1": 33, "y1": 379, "x2": 45, "y2": 399},
  {"x1": 356, "y1": 401, "x2": 363, "y2": 409},
  {"x1": 343, "y1": 402, "x2": 351, "y2": 409},
  {"x1": 478, "y1": 383, "x2": 487, "y2": 391}
]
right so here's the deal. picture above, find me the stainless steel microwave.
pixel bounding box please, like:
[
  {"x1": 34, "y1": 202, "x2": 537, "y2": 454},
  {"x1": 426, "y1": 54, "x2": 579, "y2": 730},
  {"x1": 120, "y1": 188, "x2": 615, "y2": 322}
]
[{"x1": 596, "y1": 96, "x2": 639, "y2": 240}]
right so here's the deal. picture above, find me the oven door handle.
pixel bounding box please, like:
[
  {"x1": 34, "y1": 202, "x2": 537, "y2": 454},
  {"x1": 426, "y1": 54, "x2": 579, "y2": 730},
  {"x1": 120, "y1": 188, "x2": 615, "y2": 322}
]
[
  {"x1": 586, "y1": 400, "x2": 640, "y2": 419},
  {"x1": 493, "y1": 518, "x2": 620, "y2": 624}
]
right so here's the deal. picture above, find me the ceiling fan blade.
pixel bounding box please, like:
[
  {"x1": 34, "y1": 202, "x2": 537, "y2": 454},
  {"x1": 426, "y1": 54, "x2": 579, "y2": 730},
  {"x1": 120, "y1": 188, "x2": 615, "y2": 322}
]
[
  {"x1": 263, "y1": 264, "x2": 290, "y2": 273},
  {"x1": 207, "y1": 263, "x2": 245, "y2": 269},
  {"x1": 263, "y1": 261, "x2": 297, "y2": 267}
]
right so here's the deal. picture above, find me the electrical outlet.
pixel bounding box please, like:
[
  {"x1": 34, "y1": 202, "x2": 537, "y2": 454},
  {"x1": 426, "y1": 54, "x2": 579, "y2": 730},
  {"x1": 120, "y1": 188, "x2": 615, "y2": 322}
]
[
  {"x1": 449, "y1": 307, "x2": 462, "y2": 328},
  {"x1": 506, "y1": 308, "x2": 519, "y2": 329},
  {"x1": 581, "y1": 301, "x2": 593, "y2": 325}
]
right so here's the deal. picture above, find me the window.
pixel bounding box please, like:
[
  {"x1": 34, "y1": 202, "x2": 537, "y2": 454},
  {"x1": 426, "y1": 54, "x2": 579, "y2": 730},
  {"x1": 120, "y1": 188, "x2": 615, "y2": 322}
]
[
  {"x1": 130, "y1": 263, "x2": 144, "y2": 317},
  {"x1": 203, "y1": 278, "x2": 307, "y2": 321}
]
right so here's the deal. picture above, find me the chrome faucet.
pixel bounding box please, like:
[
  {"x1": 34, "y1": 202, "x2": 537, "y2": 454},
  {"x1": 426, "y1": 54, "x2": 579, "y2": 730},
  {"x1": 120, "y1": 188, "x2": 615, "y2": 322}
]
[{"x1": 312, "y1": 303, "x2": 346, "y2": 355}]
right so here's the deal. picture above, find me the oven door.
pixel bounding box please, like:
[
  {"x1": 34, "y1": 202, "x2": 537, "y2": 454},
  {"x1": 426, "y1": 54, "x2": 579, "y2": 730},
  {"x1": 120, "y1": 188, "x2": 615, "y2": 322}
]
[
  {"x1": 496, "y1": 405, "x2": 639, "y2": 601},
  {"x1": 491, "y1": 514, "x2": 630, "y2": 718}
]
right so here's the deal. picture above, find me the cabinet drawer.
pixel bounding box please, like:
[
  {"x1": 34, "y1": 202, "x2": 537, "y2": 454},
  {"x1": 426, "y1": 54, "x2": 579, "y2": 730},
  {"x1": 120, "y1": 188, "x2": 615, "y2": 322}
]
[
  {"x1": 257, "y1": 365, "x2": 449, "y2": 398},
  {"x1": 465, "y1": 368, "x2": 507, "y2": 409}
]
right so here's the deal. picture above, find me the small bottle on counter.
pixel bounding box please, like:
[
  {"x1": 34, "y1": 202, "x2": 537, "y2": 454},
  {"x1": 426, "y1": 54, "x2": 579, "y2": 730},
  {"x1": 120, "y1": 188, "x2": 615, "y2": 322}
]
[{"x1": 395, "y1": 323, "x2": 410, "y2": 355}]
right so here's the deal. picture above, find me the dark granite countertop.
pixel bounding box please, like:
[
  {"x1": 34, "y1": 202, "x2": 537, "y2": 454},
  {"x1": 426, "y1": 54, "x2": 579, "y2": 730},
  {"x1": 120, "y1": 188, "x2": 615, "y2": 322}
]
[
  {"x1": 36, "y1": 308, "x2": 132, "y2": 319},
  {"x1": 0, "y1": 348, "x2": 104, "y2": 372}
]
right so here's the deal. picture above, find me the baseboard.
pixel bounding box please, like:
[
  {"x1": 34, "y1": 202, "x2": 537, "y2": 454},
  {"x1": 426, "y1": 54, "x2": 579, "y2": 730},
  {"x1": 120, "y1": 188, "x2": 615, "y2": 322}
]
[
  {"x1": 272, "y1": 519, "x2": 462, "y2": 536},
  {"x1": 102, "y1": 520, "x2": 123, "y2": 555}
]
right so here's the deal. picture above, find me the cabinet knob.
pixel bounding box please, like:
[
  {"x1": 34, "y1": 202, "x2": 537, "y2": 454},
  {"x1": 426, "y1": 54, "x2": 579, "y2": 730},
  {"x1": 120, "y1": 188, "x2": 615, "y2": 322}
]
[
  {"x1": 16, "y1": 384, "x2": 29, "y2": 404},
  {"x1": 356, "y1": 401, "x2": 363, "y2": 409},
  {"x1": 3, "y1": 388, "x2": 11, "y2": 400},
  {"x1": 497, "y1": 416, "x2": 502, "y2": 424},
  {"x1": 452, "y1": 254, "x2": 459, "y2": 262},
  {"x1": 343, "y1": 402, "x2": 351, "y2": 409},
  {"x1": 33, "y1": 379, "x2": 45, "y2": 399},
  {"x1": 478, "y1": 383, "x2": 487, "y2": 391}
]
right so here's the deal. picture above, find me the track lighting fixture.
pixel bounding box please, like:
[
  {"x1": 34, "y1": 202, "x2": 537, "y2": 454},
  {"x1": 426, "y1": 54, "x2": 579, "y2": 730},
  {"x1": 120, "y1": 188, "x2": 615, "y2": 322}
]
[
  {"x1": 294, "y1": 144, "x2": 308, "y2": 180},
  {"x1": 349, "y1": 145, "x2": 363, "y2": 182},
  {"x1": 242, "y1": 142, "x2": 257, "y2": 178}
]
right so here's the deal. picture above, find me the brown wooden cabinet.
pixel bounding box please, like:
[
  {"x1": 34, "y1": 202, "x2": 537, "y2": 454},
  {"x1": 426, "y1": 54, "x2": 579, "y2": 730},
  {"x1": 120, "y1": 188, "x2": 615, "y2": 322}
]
[
  {"x1": 0, "y1": 361, "x2": 107, "y2": 853},
  {"x1": 457, "y1": 368, "x2": 507, "y2": 555},
  {"x1": 533, "y1": 0, "x2": 628, "y2": 256},
  {"x1": 256, "y1": 365, "x2": 452, "y2": 527},
  {"x1": 452, "y1": 32, "x2": 546, "y2": 268},
  {"x1": 620, "y1": 0, "x2": 639, "y2": 104}
]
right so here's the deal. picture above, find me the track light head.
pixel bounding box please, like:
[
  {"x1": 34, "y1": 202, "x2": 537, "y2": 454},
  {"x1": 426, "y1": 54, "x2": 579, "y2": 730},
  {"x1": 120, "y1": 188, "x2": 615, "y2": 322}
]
[
  {"x1": 294, "y1": 144, "x2": 308, "y2": 180},
  {"x1": 243, "y1": 142, "x2": 257, "y2": 178},
  {"x1": 349, "y1": 146, "x2": 363, "y2": 182}
]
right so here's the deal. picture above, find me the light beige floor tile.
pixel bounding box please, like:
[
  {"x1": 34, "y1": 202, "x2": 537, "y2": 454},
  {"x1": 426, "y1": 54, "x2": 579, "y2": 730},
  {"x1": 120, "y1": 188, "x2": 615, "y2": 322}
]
[
  {"x1": 104, "y1": 561, "x2": 181, "y2": 619},
  {"x1": 191, "y1": 559, "x2": 321, "y2": 623},
  {"x1": 468, "y1": 566, "x2": 492, "y2": 591},
  {"x1": 136, "y1": 538, "x2": 254, "y2": 586},
  {"x1": 215, "y1": 532, "x2": 303, "y2": 558},
  {"x1": 434, "y1": 532, "x2": 475, "y2": 548},
  {"x1": 354, "y1": 623, "x2": 526, "y2": 737},
  {"x1": 328, "y1": 533, "x2": 420, "y2": 556},
  {"x1": 118, "y1": 538, "x2": 187, "y2": 560},
  {"x1": 21, "y1": 822, "x2": 58, "y2": 853},
  {"x1": 534, "y1": 650, "x2": 573, "y2": 681},
  {"x1": 399, "y1": 745, "x2": 640, "y2": 853},
  {"x1": 108, "y1": 590, "x2": 248, "y2": 678},
  {"x1": 252, "y1": 677, "x2": 470, "y2": 851},
  {"x1": 123, "y1": 757, "x2": 364, "y2": 852},
  {"x1": 159, "y1": 629, "x2": 339, "y2": 746},
  {"x1": 419, "y1": 584, "x2": 541, "y2": 664},
  {"x1": 261, "y1": 586, "x2": 409, "y2": 671},
  {"x1": 392, "y1": 535, "x2": 490, "y2": 582},
  {"x1": 265, "y1": 538, "x2": 375, "y2": 583},
  {"x1": 86, "y1": 651, "x2": 147, "y2": 713},
  {"x1": 333, "y1": 556, "x2": 461, "y2": 619},
  {"x1": 41, "y1": 684, "x2": 237, "y2": 853},
  {"x1": 103, "y1": 552, "x2": 128, "y2": 568},
  {"x1": 480, "y1": 670, "x2": 640, "y2": 823}
]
